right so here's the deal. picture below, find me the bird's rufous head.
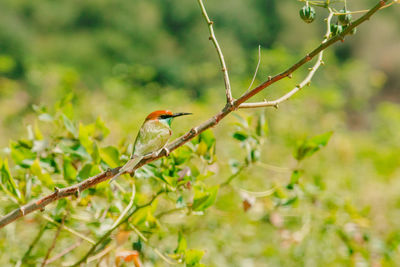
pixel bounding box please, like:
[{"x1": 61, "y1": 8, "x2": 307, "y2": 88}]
[{"x1": 145, "y1": 110, "x2": 192, "y2": 121}]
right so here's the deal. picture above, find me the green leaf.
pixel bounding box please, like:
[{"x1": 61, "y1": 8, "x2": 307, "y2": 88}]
[
  {"x1": 92, "y1": 142, "x2": 101, "y2": 164},
  {"x1": 196, "y1": 142, "x2": 208, "y2": 156},
  {"x1": 95, "y1": 117, "x2": 110, "y2": 139},
  {"x1": 131, "y1": 206, "x2": 158, "y2": 230},
  {"x1": 78, "y1": 164, "x2": 97, "y2": 181},
  {"x1": 53, "y1": 198, "x2": 68, "y2": 220},
  {"x1": 192, "y1": 185, "x2": 219, "y2": 212},
  {"x1": 160, "y1": 174, "x2": 177, "y2": 187},
  {"x1": 31, "y1": 159, "x2": 54, "y2": 189},
  {"x1": 173, "y1": 146, "x2": 192, "y2": 165},
  {"x1": 0, "y1": 158, "x2": 22, "y2": 201},
  {"x1": 78, "y1": 122, "x2": 95, "y2": 153},
  {"x1": 175, "y1": 232, "x2": 187, "y2": 254},
  {"x1": 185, "y1": 249, "x2": 204, "y2": 266},
  {"x1": 10, "y1": 141, "x2": 36, "y2": 167},
  {"x1": 59, "y1": 142, "x2": 91, "y2": 161},
  {"x1": 63, "y1": 157, "x2": 77, "y2": 183},
  {"x1": 256, "y1": 113, "x2": 268, "y2": 137},
  {"x1": 62, "y1": 114, "x2": 78, "y2": 138},
  {"x1": 199, "y1": 130, "x2": 216, "y2": 149},
  {"x1": 232, "y1": 131, "x2": 248, "y2": 141},
  {"x1": 287, "y1": 169, "x2": 303, "y2": 189},
  {"x1": 295, "y1": 131, "x2": 333, "y2": 161},
  {"x1": 34, "y1": 121, "x2": 43, "y2": 140},
  {"x1": 99, "y1": 146, "x2": 120, "y2": 168}
]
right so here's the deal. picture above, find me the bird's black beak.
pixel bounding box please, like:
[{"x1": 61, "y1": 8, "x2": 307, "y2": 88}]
[{"x1": 172, "y1": 112, "x2": 192, "y2": 118}]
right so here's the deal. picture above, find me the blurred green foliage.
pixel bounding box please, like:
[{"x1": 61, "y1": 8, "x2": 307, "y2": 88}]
[{"x1": 0, "y1": 0, "x2": 399, "y2": 266}]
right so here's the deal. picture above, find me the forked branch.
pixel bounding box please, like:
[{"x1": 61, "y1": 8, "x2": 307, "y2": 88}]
[
  {"x1": 0, "y1": 0, "x2": 391, "y2": 230},
  {"x1": 239, "y1": 9, "x2": 334, "y2": 109},
  {"x1": 197, "y1": 0, "x2": 234, "y2": 105}
]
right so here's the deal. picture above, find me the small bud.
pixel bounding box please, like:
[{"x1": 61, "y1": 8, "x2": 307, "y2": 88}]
[
  {"x1": 338, "y1": 9, "x2": 352, "y2": 25},
  {"x1": 299, "y1": 6, "x2": 316, "y2": 24}
]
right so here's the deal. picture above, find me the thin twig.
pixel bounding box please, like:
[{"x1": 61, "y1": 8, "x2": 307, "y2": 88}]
[
  {"x1": 236, "y1": 0, "x2": 388, "y2": 108},
  {"x1": 87, "y1": 244, "x2": 115, "y2": 263},
  {"x1": 44, "y1": 239, "x2": 83, "y2": 265},
  {"x1": 239, "y1": 9, "x2": 334, "y2": 109},
  {"x1": 247, "y1": 45, "x2": 262, "y2": 92},
  {"x1": 0, "y1": 0, "x2": 390, "y2": 230},
  {"x1": 197, "y1": 0, "x2": 234, "y2": 104},
  {"x1": 111, "y1": 184, "x2": 136, "y2": 229},
  {"x1": 128, "y1": 223, "x2": 179, "y2": 265},
  {"x1": 334, "y1": 0, "x2": 398, "y2": 15},
  {"x1": 71, "y1": 190, "x2": 165, "y2": 266},
  {"x1": 237, "y1": 187, "x2": 276, "y2": 198},
  {"x1": 156, "y1": 207, "x2": 186, "y2": 219},
  {"x1": 221, "y1": 164, "x2": 247, "y2": 186},
  {"x1": 42, "y1": 215, "x2": 95, "y2": 245},
  {"x1": 20, "y1": 223, "x2": 48, "y2": 264},
  {"x1": 41, "y1": 215, "x2": 65, "y2": 267},
  {"x1": 256, "y1": 162, "x2": 291, "y2": 173}
]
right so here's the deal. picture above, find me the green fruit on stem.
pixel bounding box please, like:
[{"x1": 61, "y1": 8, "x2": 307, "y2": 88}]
[
  {"x1": 299, "y1": 6, "x2": 316, "y2": 24},
  {"x1": 338, "y1": 9, "x2": 352, "y2": 25},
  {"x1": 330, "y1": 24, "x2": 343, "y2": 36}
]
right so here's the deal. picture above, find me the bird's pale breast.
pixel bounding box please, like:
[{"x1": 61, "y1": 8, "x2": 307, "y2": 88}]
[{"x1": 133, "y1": 120, "x2": 171, "y2": 156}]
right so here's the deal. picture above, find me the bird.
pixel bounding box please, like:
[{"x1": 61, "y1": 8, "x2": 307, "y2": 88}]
[{"x1": 110, "y1": 110, "x2": 191, "y2": 182}]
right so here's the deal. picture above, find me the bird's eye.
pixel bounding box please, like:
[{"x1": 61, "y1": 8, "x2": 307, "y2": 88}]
[{"x1": 160, "y1": 115, "x2": 170, "y2": 119}]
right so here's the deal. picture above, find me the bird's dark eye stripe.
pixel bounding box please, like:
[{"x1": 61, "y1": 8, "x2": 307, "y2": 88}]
[{"x1": 159, "y1": 114, "x2": 172, "y2": 119}]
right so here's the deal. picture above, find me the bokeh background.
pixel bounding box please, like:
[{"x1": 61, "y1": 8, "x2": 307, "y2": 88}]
[{"x1": 0, "y1": 0, "x2": 399, "y2": 266}]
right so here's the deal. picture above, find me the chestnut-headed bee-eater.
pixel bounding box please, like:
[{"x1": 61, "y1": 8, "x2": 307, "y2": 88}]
[{"x1": 110, "y1": 110, "x2": 191, "y2": 182}]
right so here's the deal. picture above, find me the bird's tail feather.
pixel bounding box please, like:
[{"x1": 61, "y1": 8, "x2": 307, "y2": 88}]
[{"x1": 109, "y1": 155, "x2": 143, "y2": 183}]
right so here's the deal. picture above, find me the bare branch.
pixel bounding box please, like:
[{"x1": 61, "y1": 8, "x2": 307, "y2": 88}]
[
  {"x1": 71, "y1": 190, "x2": 165, "y2": 266},
  {"x1": 246, "y1": 45, "x2": 262, "y2": 92},
  {"x1": 111, "y1": 184, "x2": 135, "y2": 229},
  {"x1": 197, "y1": 0, "x2": 234, "y2": 105},
  {"x1": 42, "y1": 215, "x2": 95, "y2": 245},
  {"x1": 235, "y1": 0, "x2": 388, "y2": 108},
  {"x1": 41, "y1": 215, "x2": 65, "y2": 267},
  {"x1": 20, "y1": 223, "x2": 48, "y2": 264},
  {"x1": 44, "y1": 240, "x2": 83, "y2": 265},
  {"x1": 239, "y1": 9, "x2": 333, "y2": 109},
  {"x1": 0, "y1": 0, "x2": 391, "y2": 230}
]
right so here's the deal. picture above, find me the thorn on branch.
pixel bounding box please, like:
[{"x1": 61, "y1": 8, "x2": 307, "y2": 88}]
[
  {"x1": 54, "y1": 187, "x2": 60, "y2": 194},
  {"x1": 190, "y1": 128, "x2": 198, "y2": 135},
  {"x1": 288, "y1": 74, "x2": 293, "y2": 79},
  {"x1": 208, "y1": 36, "x2": 212, "y2": 40},
  {"x1": 40, "y1": 207, "x2": 45, "y2": 212},
  {"x1": 321, "y1": 61, "x2": 325, "y2": 65},
  {"x1": 208, "y1": 21, "x2": 214, "y2": 25},
  {"x1": 75, "y1": 187, "x2": 81, "y2": 198},
  {"x1": 268, "y1": 76, "x2": 272, "y2": 81},
  {"x1": 274, "y1": 104, "x2": 279, "y2": 109},
  {"x1": 20, "y1": 207, "x2": 26, "y2": 216}
]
